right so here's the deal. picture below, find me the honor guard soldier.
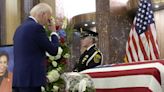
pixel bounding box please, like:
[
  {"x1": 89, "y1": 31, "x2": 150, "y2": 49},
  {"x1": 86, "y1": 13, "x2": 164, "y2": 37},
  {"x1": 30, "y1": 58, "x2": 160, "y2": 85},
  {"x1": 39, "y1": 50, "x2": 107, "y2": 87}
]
[{"x1": 74, "y1": 29, "x2": 103, "y2": 72}]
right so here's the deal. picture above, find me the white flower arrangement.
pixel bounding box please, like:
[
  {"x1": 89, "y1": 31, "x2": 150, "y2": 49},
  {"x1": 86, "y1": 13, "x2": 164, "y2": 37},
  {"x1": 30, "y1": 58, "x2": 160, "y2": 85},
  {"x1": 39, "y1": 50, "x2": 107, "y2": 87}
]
[
  {"x1": 47, "y1": 70, "x2": 60, "y2": 83},
  {"x1": 43, "y1": 16, "x2": 71, "y2": 92},
  {"x1": 61, "y1": 72, "x2": 96, "y2": 92}
]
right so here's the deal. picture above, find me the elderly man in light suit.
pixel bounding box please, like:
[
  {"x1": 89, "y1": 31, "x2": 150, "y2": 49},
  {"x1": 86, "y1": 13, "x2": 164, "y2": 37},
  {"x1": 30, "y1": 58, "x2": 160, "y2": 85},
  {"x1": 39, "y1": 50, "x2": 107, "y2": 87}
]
[{"x1": 13, "y1": 3, "x2": 59, "y2": 92}]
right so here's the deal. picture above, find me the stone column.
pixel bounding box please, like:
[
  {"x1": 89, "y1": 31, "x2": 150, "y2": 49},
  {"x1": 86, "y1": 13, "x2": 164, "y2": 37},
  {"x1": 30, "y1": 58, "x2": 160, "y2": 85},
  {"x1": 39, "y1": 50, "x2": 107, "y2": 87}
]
[
  {"x1": 96, "y1": 0, "x2": 110, "y2": 64},
  {"x1": 96, "y1": 0, "x2": 131, "y2": 64},
  {"x1": 21, "y1": 0, "x2": 40, "y2": 22},
  {"x1": 0, "y1": 0, "x2": 6, "y2": 45}
]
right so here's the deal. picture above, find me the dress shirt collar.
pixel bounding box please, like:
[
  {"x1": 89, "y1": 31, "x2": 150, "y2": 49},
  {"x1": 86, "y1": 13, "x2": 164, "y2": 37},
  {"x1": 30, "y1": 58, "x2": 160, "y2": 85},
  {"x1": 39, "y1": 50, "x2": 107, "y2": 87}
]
[{"x1": 29, "y1": 16, "x2": 38, "y2": 23}]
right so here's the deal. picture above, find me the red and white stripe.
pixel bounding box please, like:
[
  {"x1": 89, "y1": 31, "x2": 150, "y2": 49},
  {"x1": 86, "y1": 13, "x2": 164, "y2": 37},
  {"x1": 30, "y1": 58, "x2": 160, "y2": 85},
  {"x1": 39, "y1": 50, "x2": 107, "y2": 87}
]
[
  {"x1": 93, "y1": 75, "x2": 161, "y2": 92},
  {"x1": 81, "y1": 62, "x2": 164, "y2": 92}
]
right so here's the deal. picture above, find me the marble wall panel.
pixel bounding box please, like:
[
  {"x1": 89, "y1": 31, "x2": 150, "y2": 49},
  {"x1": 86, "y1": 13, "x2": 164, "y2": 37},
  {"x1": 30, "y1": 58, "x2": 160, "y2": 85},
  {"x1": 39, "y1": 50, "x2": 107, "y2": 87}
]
[{"x1": 96, "y1": 0, "x2": 110, "y2": 64}]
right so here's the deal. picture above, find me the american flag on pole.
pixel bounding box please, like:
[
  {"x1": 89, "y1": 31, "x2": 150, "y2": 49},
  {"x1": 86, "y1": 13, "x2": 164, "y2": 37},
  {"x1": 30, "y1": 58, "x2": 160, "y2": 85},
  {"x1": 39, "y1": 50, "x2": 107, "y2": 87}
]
[{"x1": 126, "y1": 0, "x2": 160, "y2": 62}]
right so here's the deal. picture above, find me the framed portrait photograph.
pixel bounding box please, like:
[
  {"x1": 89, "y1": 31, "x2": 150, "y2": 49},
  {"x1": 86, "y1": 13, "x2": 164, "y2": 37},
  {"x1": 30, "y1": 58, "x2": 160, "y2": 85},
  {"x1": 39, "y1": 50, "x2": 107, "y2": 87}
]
[{"x1": 0, "y1": 45, "x2": 13, "y2": 92}]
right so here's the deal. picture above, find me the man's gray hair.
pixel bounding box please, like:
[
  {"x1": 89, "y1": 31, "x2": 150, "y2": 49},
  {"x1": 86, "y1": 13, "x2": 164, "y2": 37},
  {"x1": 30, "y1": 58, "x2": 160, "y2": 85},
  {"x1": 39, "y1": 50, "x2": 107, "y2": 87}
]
[{"x1": 30, "y1": 3, "x2": 52, "y2": 17}]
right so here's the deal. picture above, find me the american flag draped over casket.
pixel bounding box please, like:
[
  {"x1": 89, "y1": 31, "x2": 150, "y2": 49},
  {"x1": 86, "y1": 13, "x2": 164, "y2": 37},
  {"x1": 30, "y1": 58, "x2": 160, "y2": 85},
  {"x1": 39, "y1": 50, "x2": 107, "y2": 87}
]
[{"x1": 81, "y1": 60, "x2": 164, "y2": 92}]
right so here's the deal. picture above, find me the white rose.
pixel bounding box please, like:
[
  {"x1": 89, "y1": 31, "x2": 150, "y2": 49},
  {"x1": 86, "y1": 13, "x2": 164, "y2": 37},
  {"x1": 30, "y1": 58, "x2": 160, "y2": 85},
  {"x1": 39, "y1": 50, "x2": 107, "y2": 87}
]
[
  {"x1": 47, "y1": 70, "x2": 60, "y2": 83},
  {"x1": 47, "y1": 74, "x2": 54, "y2": 83},
  {"x1": 52, "y1": 61, "x2": 58, "y2": 67},
  {"x1": 51, "y1": 85, "x2": 59, "y2": 92},
  {"x1": 63, "y1": 53, "x2": 70, "y2": 58}
]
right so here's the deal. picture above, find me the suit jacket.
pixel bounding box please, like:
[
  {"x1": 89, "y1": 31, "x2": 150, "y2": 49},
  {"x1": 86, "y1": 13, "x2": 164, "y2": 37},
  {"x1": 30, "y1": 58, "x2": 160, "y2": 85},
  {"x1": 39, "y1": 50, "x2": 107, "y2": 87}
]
[
  {"x1": 76, "y1": 44, "x2": 103, "y2": 72},
  {"x1": 13, "y1": 17, "x2": 59, "y2": 87}
]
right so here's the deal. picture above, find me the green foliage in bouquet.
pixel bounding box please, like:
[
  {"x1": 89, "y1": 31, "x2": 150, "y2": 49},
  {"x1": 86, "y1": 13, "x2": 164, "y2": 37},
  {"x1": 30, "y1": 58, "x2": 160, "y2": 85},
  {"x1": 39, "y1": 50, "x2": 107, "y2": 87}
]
[{"x1": 64, "y1": 21, "x2": 74, "y2": 44}]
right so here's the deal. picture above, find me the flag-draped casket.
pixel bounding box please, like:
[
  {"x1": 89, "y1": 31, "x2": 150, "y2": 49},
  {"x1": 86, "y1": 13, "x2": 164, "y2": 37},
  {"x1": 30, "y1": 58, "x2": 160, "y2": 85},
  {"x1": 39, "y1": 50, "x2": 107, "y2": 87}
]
[{"x1": 81, "y1": 60, "x2": 164, "y2": 92}]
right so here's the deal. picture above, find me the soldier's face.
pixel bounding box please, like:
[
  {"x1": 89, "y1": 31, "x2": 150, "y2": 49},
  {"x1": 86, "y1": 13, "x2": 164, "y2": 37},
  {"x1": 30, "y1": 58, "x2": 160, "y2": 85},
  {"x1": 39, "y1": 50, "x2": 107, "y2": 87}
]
[
  {"x1": 81, "y1": 37, "x2": 92, "y2": 48},
  {"x1": 0, "y1": 55, "x2": 8, "y2": 76}
]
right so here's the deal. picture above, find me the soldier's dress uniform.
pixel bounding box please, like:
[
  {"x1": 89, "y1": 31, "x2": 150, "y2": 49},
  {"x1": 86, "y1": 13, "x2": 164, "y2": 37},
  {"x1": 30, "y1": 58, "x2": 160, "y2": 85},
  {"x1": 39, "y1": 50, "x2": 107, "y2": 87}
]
[
  {"x1": 74, "y1": 29, "x2": 103, "y2": 72},
  {"x1": 76, "y1": 44, "x2": 103, "y2": 72}
]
